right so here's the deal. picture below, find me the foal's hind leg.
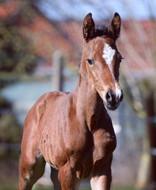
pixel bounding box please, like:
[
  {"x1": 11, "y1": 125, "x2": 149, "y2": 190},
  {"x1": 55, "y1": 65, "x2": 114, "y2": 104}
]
[
  {"x1": 50, "y1": 167, "x2": 61, "y2": 190},
  {"x1": 18, "y1": 151, "x2": 46, "y2": 190},
  {"x1": 18, "y1": 127, "x2": 46, "y2": 190}
]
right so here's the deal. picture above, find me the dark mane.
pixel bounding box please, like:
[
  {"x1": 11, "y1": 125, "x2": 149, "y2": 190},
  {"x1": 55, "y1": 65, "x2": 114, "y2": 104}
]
[
  {"x1": 83, "y1": 23, "x2": 114, "y2": 43},
  {"x1": 94, "y1": 24, "x2": 107, "y2": 37},
  {"x1": 94, "y1": 24, "x2": 114, "y2": 39}
]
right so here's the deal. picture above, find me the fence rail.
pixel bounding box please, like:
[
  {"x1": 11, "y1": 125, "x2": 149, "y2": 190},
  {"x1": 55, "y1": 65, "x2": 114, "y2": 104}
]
[{"x1": 0, "y1": 143, "x2": 21, "y2": 150}]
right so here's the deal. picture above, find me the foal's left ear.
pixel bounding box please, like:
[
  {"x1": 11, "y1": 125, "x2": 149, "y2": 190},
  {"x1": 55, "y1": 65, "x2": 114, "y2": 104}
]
[
  {"x1": 110, "y1": 12, "x2": 121, "y2": 41},
  {"x1": 83, "y1": 13, "x2": 95, "y2": 42}
]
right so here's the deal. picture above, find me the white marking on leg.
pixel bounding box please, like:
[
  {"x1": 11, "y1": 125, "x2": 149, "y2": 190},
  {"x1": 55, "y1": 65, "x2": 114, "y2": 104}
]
[
  {"x1": 90, "y1": 177, "x2": 101, "y2": 190},
  {"x1": 102, "y1": 43, "x2": 115, "y2": 77},
  {"x1": 90, "y1": 176, "x2": 107, "y2": 190}
]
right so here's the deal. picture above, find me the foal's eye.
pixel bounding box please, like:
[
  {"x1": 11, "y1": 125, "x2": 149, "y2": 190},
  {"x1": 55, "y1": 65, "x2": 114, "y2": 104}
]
[{"x1": 87, "y1": 59, "x2": 95, "y2": 65}]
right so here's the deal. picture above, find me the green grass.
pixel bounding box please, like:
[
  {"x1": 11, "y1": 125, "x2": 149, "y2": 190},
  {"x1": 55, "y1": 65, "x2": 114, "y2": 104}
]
[
  {"x1": 0, "y1": 180, "x2": 137, "y2": 190},
  {"x1": 0, "y1": 179, "x2": 136, "y2": 190},
  {"x1": 0, "y1": 184, "x2": 136, "y2": 190},
  {"x1": 111, "y1": 187, "x2": 136, "y2": 190},
  {"x1": 34, "y1": 185, "x2": 136, "y2": 190},
  {"x1": 0, "y1": 186, "x2": 136, "y2": 190}
]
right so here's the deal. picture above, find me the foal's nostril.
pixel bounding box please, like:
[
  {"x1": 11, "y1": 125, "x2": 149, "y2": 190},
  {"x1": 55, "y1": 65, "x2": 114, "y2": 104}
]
[{"x1": 106, "y1": 91, "x2": 113, "y2": 103}]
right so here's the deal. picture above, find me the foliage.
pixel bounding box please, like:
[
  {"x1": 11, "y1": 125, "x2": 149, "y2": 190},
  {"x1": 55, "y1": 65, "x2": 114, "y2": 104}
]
[
  {"x1": 0, "y1": 113, "x2": 22, "y2": 158},
  {"x1": 0, "y1": 95, "x2": 11, "y2": 109},
  {"x1": 0, "y1": 114, "x2": 22, "y2": 143},
  {"x1": 0, "y1": 21, "x2": 38, "y2": 74}
]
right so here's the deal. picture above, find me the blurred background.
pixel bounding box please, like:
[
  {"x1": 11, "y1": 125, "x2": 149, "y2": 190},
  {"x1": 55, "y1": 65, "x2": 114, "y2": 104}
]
[{"x1": 0, "y1": 0, "x2": 156, "y2": 190}]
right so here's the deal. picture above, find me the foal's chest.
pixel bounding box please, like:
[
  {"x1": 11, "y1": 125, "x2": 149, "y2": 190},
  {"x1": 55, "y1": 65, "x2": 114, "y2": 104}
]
[
  {"x1": 39, "y1": 109, "x2": 116, "y2": 179},
  {"x1": 68, "y1": 126, "x2": 116, "y2": 179}
]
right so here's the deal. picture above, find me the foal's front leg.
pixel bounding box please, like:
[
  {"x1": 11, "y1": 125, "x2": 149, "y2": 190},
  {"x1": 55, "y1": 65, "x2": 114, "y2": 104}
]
[
  {"x1": 58, "y1": 162, "x2": 81, "y2": 190},
  {"x1": 90, "y1": 155, "x2": 113, "y2": 190}
]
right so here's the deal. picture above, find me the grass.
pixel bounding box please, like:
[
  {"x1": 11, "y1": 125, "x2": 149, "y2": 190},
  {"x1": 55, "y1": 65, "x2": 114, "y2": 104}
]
[
  {"x1": 111, "y1": 187, "x2": 136, "y2": 190},
  {"x1": 0, "y1": 175, "x2": 136, "y2": 190},
  {"x1": 35, "y1": 186, "x2": 136, "y2": 190},
  {"x1": 0, "y1": 185, "x2": 136, "y2": 190}
]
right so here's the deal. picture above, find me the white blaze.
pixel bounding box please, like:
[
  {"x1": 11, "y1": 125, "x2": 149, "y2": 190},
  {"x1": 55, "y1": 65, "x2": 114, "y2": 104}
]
[
  {"x1": 103, "y1": 43, "x2": 122, "y2": 99},
  {"x1": 102, "y1": 43, "x2": 115, "y2": 76},
  {"x1": 115, "y1": 82, "x2": 121, "y2": 98}
]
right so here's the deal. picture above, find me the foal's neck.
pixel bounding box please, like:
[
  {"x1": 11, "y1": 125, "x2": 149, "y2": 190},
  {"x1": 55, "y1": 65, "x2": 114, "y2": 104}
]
[{"x1": 74, "y1": 51, "x2": 105, "y2": 131}]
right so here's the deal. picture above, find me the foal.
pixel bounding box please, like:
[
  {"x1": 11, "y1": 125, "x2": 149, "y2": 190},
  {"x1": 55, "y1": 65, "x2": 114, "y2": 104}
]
[{"x1": 18, "y1": 12, "x2": 123, "y2": 190}]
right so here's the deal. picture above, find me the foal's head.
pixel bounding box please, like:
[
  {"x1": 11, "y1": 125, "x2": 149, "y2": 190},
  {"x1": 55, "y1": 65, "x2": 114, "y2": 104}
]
[{"x1": 82, "y1": 13, "x2": 123, "y2": 111}]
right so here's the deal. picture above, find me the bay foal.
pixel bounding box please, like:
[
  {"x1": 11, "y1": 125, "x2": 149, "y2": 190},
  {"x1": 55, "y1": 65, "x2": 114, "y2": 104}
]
[{"x1": 18, "y1": 12, "x2": 123, "y2": 190}]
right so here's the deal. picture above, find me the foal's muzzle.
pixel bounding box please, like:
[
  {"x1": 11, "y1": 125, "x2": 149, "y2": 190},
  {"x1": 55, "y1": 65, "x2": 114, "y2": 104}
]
[{"x1": 104, "y1": 90, "x2": 123, "y2": 111}]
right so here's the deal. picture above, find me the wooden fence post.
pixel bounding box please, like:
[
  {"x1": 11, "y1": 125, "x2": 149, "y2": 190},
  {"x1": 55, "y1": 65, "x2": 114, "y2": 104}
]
[
  {"x1": 52, "y1": 51, "x2": 63, "y2": 91},
  {"x1": 136, "y1": 90, "x2": 156, "y2": 189},
  {"x1": 35, "y1": 51, "x2": 64, "y2": 188},
  {"x1": 145, "y1": 90, "x2": 156, "y2": 190}
]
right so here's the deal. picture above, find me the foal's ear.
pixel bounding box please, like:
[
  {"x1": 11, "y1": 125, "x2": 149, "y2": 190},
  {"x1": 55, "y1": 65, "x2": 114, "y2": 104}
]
[
  {"x1": 83, "y1": 13, "x2": 95, "y2": 42},
  {"x1": 110, "y1": 12, "x2": 121, "y2": 40}
]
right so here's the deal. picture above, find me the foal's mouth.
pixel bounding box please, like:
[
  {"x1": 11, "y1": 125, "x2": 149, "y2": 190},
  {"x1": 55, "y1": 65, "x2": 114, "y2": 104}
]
[
  {"x1": 104, "y1": 102, "x2": 120, "y2": 111},
  {"x1": 102, "y1": 89, "x2": 123, "y2": 111}
]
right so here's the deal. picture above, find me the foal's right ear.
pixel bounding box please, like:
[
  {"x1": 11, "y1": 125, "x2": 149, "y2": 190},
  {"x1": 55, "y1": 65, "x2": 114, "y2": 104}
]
[
  {"x1": 83, "y1": 13, "x2": 95, "y2": 42},
  {"x1": 110, "y1": 12, "x2": 121, "y2": 40}
]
